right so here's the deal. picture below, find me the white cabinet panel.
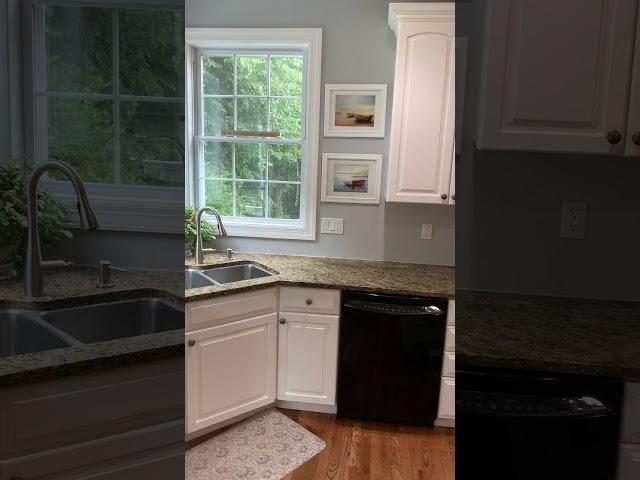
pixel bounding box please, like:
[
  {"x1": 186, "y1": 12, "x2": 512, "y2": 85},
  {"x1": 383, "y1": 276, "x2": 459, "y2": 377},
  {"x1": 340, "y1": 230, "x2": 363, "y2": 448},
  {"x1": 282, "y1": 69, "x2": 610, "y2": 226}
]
[
  {"x1": 437, "y1": 377, "x2": 455, "y2": 419},
  {"x1": 621, "y1": 382, "x2": 640, "y2": 443},
  {"x1": 277, "y1": 312, "x2": 339, "y2": 406},
  {"x1": 442, "y1": 352, "x2": 455, "y2": 378},
  {"x1": 478, "y1": 0, "x2": 638, "y2": 154},
  {"x1": 186, "y1": 313, "x2": 277, "y2": 433},
  {"x1": 446, "y1": 299, "x2": 455, "y2": 326},
  {"x1": 444, "y1": 325, "x2": 455, "y2": 353},
  {"x1": 626, "y1": 11, "x2": 640, "y2": 156},
  {"x1": 618, "y1": 444, "x2": 640, "y2": 480},
  {"x1": 387, "y1": 3, "x2": 455, "y2": 204}
]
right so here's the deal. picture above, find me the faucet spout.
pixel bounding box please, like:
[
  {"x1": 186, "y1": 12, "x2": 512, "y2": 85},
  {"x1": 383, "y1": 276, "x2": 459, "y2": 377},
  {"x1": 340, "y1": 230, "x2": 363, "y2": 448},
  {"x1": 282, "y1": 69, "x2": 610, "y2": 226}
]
[
  {"x1": 25, "y1": 160, "x2": 99, "y2": 297},
  {"x1": 195, "y1": 206, "x2": 227, "y2": 265}
]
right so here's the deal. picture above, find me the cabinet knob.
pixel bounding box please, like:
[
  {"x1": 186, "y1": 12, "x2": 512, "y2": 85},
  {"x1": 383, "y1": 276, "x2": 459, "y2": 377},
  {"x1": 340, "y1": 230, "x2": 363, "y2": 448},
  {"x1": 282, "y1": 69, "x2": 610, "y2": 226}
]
[
  {"x1": 188, "y1": 340, "x2": 195, "y2": 347},
  {"x1": 305, "y1": 298, "x2": 313, "y2": 305},
  {"x1": 279, "y1": 318, "x2": 286, "y2": 324},
  {"x1": 440, "y1": 193, "x2": 448, "y2": 200},
  {"x1": 632, "y1": 131, "x2": 640, "y2": 146},
  {"x1": 607, "y1": 130, "x2": 622, "y2": 144}
]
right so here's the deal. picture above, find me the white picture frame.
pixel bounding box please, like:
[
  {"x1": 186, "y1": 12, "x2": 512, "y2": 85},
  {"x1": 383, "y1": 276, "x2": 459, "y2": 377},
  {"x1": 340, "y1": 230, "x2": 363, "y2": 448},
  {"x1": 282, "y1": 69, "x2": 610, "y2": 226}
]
[
  {"x1": 324, "y1": 84, "x2": 387, "y2": 138},
  {"x1": 321, "y1": 153, "x2": 382, "y2": 204}
]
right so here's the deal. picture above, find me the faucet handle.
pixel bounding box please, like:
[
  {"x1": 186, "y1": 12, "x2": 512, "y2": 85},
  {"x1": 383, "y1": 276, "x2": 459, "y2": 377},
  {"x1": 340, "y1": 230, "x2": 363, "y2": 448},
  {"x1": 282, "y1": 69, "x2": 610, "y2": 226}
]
[{"x1": 97, "y1": 260, "x2": 128, "y2": 288}]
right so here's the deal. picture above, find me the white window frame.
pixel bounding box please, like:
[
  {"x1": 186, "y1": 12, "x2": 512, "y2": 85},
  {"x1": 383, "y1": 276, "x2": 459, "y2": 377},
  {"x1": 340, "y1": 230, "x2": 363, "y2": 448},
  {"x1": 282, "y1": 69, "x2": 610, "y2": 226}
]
[
  {"x1": 185, "y1": 28, "x2": 322, "y2": 240},
  {"x1": 24, "y1": 0, "x2": 185, "y2": 234}
]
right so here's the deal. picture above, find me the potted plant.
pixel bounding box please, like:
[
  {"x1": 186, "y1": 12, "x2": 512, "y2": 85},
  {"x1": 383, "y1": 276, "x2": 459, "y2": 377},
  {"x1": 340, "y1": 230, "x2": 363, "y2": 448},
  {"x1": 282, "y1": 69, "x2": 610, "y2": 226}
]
[
  {"x1": 0, "y1": 159, "x2": 72, "y2": 280},
  {"x1": 184, "y1": 206, "x2": 215, "y2": 257}
]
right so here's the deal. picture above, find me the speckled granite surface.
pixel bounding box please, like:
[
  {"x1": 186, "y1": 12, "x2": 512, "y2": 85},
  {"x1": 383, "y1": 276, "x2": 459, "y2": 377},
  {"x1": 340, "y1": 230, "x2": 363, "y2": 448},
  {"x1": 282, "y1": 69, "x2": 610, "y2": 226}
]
[
  {"x1": 0, "y1": 266, "x2": 184, "y2": 386},
  {"x1": 456, "y1": 290, "x2": 640, "y2": 380},
  {"x1": 185, "y1": 252, "x2": 455, "y2": 301}
]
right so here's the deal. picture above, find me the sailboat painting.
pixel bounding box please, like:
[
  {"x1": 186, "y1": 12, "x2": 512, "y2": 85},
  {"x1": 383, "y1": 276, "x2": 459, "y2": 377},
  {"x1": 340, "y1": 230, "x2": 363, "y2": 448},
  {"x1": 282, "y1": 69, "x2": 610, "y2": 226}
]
[
  {"x1": 324, "y1": 84, "x2": 387, "y2": 138},
  {"x1": 321, "y1": 153, "x2": 382, "y2": 204},
  {"x1": 333, "y1": 165, "x2": 369, "y2": 193}
]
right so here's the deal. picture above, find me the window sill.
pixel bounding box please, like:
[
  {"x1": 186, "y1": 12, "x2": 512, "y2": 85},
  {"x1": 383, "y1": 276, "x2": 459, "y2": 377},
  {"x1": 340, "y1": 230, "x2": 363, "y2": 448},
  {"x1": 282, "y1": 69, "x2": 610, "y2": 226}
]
[{"x1": 212, "y1": 217, "x2": 316, "y2": 241}]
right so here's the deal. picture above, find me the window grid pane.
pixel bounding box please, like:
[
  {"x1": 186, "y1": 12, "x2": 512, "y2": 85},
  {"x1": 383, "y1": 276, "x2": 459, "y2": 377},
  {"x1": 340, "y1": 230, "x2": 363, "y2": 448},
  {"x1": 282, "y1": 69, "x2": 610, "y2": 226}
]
[{"x1": 200, "y1": 51, "x2": 304, "y2": 221}]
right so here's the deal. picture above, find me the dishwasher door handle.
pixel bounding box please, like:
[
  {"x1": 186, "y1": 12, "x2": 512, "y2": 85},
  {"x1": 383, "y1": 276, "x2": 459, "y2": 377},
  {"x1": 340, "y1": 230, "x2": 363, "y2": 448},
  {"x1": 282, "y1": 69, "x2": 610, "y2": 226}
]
[{"x1": 343, "y1": 301, "x2": 445, "y2": 316}]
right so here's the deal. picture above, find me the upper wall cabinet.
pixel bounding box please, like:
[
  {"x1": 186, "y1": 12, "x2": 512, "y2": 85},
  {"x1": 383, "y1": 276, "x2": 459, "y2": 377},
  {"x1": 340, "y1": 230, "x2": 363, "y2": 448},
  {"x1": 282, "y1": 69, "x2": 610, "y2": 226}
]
[
  {"x1": 477, "y1": 0, "x2": 640, "y2": 156},
  {"x1": 387, "y1": 3, "x2": 455, "y2": 204}
]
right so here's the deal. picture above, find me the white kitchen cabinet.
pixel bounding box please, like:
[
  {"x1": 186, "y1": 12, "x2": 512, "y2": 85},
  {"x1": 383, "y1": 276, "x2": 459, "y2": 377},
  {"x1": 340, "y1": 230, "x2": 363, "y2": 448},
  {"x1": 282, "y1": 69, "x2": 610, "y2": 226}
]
[
  {"x1": 277, "y1": 312, "x2": 339, "y2": 406},
  {"x1": 477, "y1": 0, "x2": 639, "y2": 155},
  {"x1": 386, "y1": 3, "x2": 455, "y2": 204},
  {"x1": 618, "y1": 444, "x2": 640, "y2": 480},
  {"x1": 186, "y1": 312, "x2": 277, "y2": 434},
  {"x1": 626, "y1": 10, "x2": 640, "y2": 156},
  {"x1": 436, "y1": 299, "x2": 455, "y2": 426}
]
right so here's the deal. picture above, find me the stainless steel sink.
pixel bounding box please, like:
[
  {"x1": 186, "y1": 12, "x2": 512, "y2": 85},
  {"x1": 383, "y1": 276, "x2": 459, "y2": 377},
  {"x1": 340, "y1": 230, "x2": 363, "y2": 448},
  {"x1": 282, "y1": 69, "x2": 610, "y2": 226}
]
[
  {"x1": 39, "y1": 298, "x2": 184, "y2": 344},
  {"x1": 185, "y1": 268, "x2": 217, "y2": 289},
  {"x1": 0, "y1": 310, "x2": 74, "y2": 357},
  {"x1": 201, "y1": 263, "x2": 274, "y2": 284}
]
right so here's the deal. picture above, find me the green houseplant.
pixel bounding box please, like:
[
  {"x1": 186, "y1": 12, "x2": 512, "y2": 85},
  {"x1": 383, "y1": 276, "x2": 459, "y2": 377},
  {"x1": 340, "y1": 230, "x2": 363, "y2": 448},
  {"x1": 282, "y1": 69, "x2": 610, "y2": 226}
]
[
  {"x1": 0, "y1": 159, "x2": 72, "y2": 279},
  {"x1": 184, "y1": 206, "x2": 215, "y2": 256}
]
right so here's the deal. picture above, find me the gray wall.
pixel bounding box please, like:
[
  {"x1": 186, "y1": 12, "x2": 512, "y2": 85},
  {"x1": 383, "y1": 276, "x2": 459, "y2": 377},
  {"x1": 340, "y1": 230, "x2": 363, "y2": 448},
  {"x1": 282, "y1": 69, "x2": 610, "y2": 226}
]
[{"x1": 187, "y1": 0, "x2": 455, "y2": 265}]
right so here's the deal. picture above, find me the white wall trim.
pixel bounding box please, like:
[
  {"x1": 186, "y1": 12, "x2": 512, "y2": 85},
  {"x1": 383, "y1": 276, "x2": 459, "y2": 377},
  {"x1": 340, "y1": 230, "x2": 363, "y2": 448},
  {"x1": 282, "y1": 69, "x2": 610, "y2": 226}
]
[
  {"x1": 388, "y1": 3, "x2": 455, "y2": 35},
  {"x1": 185, "y1": 28, "x2": 322, "y2": 241}
]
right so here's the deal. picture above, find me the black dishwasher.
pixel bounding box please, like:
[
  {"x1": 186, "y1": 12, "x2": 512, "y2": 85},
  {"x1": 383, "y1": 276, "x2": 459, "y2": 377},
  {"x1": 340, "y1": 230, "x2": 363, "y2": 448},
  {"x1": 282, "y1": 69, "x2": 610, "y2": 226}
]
[
  {"x1": 457, "y1": 366, "x2": 623, "y2": 480},
  {"x1": 337, "y1": 291, "x2": 447, "y2": 425}
]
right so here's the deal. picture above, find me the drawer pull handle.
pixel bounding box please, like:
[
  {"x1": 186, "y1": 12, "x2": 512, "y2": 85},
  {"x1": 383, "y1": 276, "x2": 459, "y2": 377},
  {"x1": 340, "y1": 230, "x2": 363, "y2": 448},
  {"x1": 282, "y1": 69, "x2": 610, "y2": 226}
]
[
  {"x1": 305, "y1": 298, "x2": 313, "y2": 305},
  {"x1": 188, "y1": 340, "x2": 195, "y2": 347}
]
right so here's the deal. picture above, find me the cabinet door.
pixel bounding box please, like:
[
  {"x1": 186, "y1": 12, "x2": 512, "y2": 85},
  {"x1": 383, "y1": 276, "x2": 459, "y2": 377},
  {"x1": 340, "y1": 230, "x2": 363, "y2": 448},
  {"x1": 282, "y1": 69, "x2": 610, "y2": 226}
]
[
  {"x1": 186, "y1": 313, "x2": 277, "y2": 433},
  {"x1": 478, "y1": 0, "x2": 638, "y2": 154},
  {"x1": 277, "y1": 312, "x2": 339, "y2": 406},
  {"x1": 437, "y1": 377, "x2": 455, "y2": 419},
  {"x1": 387, "y1": 17, "x2": 455, "y2": 204},
  {"x1": 618, "y1": 444, "x2": 640, "y2": 480},
  {"x1": 626, "y1": 11, "x2": 640, "y2": 156}
]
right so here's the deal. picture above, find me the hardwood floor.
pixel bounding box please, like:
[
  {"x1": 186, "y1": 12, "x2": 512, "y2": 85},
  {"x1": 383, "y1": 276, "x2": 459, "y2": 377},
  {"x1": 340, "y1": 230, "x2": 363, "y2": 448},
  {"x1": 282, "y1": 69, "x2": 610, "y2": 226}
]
[{"x1": 280, "y1": 409, "x2": 455, "y2": 480}]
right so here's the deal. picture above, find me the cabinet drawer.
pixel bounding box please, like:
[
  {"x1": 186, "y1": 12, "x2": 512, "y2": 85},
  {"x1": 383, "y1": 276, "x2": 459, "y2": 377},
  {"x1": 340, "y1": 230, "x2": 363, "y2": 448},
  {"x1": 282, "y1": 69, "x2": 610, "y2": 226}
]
[
  {"x1": 187, "y1": 287, "x2": 276, "y2": 331},
  {"x1": 447, "y1": 300, "x2": 455, "y2": 325},
  {"x1": 437, "y1": 377, "x2": 455, "y2": 419},
  {"x1": 444, "y1": 325, "x2": 455, "y2": 352},
  {"x1": 618, "y1": 444, "x2": 640, "y2": 480},
  {"x1": 279, "y1": 287, "x2": 340, "y2": 315},
  {"x1": 621, "y1": 382, "x2": 640, "y2": 443},
  {"x1": 442, "y1": 352, "x2": 455, "y2": 377}
]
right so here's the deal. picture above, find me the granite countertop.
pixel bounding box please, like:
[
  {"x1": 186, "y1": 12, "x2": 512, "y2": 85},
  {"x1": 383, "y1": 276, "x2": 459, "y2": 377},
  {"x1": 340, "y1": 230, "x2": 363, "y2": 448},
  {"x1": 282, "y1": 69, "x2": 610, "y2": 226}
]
[
  {"x1": 0, "y1": 266, "x2": 184, "y2": 386},
  {"x1": 185, "y1": 252, "x2": 455, "y2": 301},
  {"x1": 456, "y1": 290, "x2": 640, "y2": 381}
]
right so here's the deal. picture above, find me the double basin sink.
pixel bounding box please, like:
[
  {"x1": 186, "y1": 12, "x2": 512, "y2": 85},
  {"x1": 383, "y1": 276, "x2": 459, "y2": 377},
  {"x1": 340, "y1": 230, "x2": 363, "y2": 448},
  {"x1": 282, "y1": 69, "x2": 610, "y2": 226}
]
[
  {"x1": 185, "y1": 262, "x2": 275, "y2": 290},
  {"x1": 1, "y1": 298, "x2": 184, "y2": 358},
  {"x1": 2, "y1": 263, "x2": 275, "y2": 358}
]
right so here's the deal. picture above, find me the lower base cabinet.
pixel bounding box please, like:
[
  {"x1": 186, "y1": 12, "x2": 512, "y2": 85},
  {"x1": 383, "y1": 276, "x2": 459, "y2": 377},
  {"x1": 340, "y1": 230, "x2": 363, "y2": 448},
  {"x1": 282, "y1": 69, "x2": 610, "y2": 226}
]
[
  {"x1": 186, "y1": 312, "x2": 277, "y2": 434},
  {"x1": 277, "y1": 312, "x2": 339, "y2": 406}
]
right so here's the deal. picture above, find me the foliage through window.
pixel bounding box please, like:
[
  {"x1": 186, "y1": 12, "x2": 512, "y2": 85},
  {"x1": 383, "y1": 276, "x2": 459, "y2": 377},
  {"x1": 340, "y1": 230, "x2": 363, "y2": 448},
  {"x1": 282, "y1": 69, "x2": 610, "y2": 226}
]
[
  {"x1": 198, "y1": 52, "x2": 306, "y2": 221},
  {"x1": 36, "y1": 4, "x2": 185, "y2": 188}
]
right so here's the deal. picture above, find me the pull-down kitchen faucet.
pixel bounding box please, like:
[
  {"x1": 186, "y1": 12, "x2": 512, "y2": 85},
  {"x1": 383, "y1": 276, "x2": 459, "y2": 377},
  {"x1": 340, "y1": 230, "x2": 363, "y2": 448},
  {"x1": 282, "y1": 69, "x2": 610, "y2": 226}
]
[
  {"x1": 195, "y1": 206, "x2": 227, "y2": 265},
  {"x1": 25, "y1": 161, "x2": 99, "y2": 297}
]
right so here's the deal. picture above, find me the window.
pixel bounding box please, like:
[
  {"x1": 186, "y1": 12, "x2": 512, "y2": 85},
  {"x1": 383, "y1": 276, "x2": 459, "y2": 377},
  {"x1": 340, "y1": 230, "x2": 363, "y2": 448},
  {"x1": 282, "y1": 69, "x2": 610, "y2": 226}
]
[
  {"x1": 186, "y1": 29, "x2": 322, "y2": 240},
  {"x1": 29, "y1": 1, "x2": 185, "y2": 232}
]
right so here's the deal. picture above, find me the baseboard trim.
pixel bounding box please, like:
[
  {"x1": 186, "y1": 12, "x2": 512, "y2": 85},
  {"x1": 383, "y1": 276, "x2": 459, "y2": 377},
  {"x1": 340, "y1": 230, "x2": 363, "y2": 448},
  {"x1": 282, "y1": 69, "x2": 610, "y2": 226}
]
[
  {"x1": 276, "y1": 400, "x2": 337, "y2": 414},
  {"x1": 434, "y1": 417, "x2": 455, "y2": 428}
]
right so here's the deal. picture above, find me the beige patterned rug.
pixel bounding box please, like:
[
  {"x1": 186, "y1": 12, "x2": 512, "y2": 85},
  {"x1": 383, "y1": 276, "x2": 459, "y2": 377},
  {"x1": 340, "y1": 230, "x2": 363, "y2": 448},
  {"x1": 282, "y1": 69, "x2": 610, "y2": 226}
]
[{"x1": 186, "y1": 409, "x2": 326, "y2": 480}]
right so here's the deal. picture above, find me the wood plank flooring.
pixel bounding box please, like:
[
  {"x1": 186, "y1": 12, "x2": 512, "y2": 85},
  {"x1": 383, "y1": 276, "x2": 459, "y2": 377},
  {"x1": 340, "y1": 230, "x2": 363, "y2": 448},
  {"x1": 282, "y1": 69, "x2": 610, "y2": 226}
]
[{"x1": 280, "y1": 409, "x2": 455, "y2": 480}]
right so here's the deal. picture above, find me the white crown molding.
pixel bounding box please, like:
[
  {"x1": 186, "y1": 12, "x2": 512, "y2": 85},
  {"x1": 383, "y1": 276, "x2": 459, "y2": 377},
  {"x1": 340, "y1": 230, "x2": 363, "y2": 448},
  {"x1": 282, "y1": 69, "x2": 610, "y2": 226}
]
[{"x1": 388, "y1": 3, "x2": 455, "y2": 35}]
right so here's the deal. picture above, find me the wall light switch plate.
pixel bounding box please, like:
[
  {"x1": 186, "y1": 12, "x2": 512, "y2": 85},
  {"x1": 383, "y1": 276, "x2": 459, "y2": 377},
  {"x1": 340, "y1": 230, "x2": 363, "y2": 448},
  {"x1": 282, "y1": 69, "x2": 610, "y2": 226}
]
[
  {"x1": 560, "y1": 201, "x2": 587, "y2": 239},
  {"x1": 421, "y1": 224, "x2": 433, "y2": 240},
  {"x1": 321, "y1": 218, "x2": 344, "y2": 235}
]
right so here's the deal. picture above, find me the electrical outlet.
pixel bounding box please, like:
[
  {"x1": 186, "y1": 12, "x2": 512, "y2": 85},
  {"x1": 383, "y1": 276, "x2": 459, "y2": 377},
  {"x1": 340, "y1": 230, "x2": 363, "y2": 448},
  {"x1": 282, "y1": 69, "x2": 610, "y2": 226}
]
[
  {"x1": 421, "y1": 224, "x2": 433, "y2": 240},
  {"x1": 560, "y1": 201, "x2": 587, "y2": 239},
  {"x1": 321, "y1": 218, "x2": 344, "y2": 235}
]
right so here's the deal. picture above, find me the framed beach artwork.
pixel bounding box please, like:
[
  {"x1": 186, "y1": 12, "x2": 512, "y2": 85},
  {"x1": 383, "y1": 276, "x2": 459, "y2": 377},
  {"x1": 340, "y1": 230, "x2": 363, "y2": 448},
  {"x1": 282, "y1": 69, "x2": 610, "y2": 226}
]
[
  {"x1": 321, "y1": 153, "x2": 382, "y2": 204},
  {"x1": 324, "y1": 84, "x2": 387, "y2": 137}
]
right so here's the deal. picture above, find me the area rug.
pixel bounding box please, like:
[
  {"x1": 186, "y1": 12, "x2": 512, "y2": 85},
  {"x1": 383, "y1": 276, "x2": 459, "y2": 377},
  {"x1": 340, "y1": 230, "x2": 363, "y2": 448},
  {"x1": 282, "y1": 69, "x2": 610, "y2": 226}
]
[{"x1": 185, "y1": 409, "x2": 326, "y2": 480}]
